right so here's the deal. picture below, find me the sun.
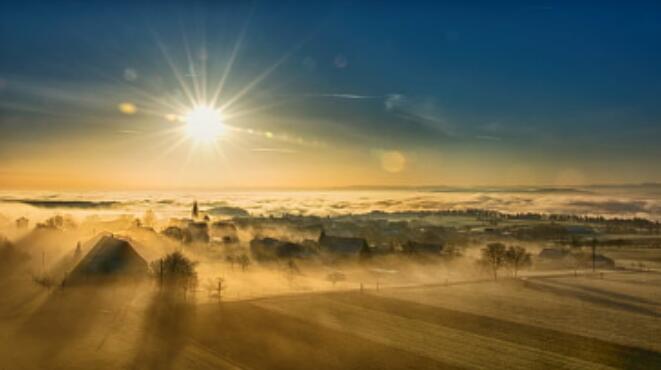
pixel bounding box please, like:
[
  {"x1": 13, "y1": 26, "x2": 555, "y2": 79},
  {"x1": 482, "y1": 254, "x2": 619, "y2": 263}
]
[{"x1": 184, "y1": 106, "x2": 224, "y2": 142}]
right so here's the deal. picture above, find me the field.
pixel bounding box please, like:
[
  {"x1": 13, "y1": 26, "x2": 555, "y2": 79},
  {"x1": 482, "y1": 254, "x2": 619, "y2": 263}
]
[{"x1": 1, "y1": 270, "x2": 659, "y2": 370}]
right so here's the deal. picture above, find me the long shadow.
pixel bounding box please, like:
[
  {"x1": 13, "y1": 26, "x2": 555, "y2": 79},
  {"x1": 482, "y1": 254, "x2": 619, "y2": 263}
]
[
  {"x1": 129, "y1": 292, "x2": 196, "y2": 370},
  {"x1": 524, "y1": 280, "x2": 661, "y2": 318},
  {"x1": 537, "y1": 278, "x2": 660, "y2": 306},
  {"x1": 329, "y1": 292, "x2": 661, "y2": 370},
  {"x1": 12, "y1": 283, "x2": 139, "y2": 369},
  {"x1": 190, "y1": 302, "x2": 456, "y2": 370}
]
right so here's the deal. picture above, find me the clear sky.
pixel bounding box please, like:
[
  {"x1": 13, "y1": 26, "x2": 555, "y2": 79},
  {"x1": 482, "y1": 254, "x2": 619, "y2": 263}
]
[{"x1": 1, "y1": 1, "x2": 660, "y2": 190}]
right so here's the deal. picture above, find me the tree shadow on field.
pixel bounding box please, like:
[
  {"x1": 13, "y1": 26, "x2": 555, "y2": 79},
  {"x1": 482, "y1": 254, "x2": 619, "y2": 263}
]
[
  {"x1": 541, "y1": 278, "x2": 660, "y2": 306},
  {"x1": 12, "y1": 283, "x2": 136, "y2": 369},
  {"x1": 130, "y1": 292, "x2": 196, "y2": 370},
  {"x1": 524, "y1": 280, "x2": 661, "y2": 318}
]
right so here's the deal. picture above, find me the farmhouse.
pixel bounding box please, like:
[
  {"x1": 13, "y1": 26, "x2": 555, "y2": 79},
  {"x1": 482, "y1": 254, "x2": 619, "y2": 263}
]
[
  {"x1": 250, "y1": 237, "x2": 307, "y2": 260},
  {"x1": 64, "y1": 235, "x2": 148, "y2": 284},
  {"x1": 188, "y1": 222, "x2": 210, "y2": 243},
  {"x1": 538, "y1": 248, "x2": 570, "y2": 260},
  {"x1": 162, "y1": 225, "x2": 191, "y2": 242},
  {"x1": 402, "y1": 240, "x2": 444, "y2": 255}
]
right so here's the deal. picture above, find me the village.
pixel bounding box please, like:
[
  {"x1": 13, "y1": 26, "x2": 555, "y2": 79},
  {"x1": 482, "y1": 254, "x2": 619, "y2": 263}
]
[
  {"x1": 2, "y1": 200, "x2": 661, "y2": 370},
  {"x1": 3, "y1": 200, "x2": 660, "y2": 294}
]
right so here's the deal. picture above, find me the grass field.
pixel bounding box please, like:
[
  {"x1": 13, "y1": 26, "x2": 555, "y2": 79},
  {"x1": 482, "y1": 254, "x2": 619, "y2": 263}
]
[{"x1": 1, "y1": 271, "x2": 659, "y2": 369}]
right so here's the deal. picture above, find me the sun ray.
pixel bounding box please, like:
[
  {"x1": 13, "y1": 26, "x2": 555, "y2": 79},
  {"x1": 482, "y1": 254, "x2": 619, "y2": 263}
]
[
  {"x1": 218, "y1": 25, "x2": 318, "y2": 113},
  {"x1": 209, "y1": 6, "x2": 253, "y2": 108},
  {"x1": 181, "y1": 24, "x2": 202, "y2": 104},
  {"x1": 152, "y1": 30, "x2": 198, "y2": 108}
]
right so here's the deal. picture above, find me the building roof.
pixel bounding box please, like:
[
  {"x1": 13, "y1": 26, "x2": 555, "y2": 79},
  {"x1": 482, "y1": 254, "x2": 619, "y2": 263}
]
[
  {"x1": 538, "y1": 248, "x2": 570, "y2": 259},
  {"x1": 319, "y1": 232, "x2": 369, "y2": 255},
  {"x1": 403, "y1": 240, "x2": 443, "y2": 254},
  {"x1": 67, "y1": 235, "x2": 147, "y2": 283}
]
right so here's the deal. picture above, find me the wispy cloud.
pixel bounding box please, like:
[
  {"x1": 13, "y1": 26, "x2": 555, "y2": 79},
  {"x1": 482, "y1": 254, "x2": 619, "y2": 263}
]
[
  {"x1": 251, "y1": 147, "x2": 298, "y2": 154},
  {"x1": 299, "y1": 93, "x2": 384, "y2": 100},
  {"x1": 384, "y1": 94, "x2": 455, "y2": 136},
  {"x1": 117, "y1": 129, "x2": 141, "y2": 135},
  {"x1": 475, "y1": 135, "x2": 502, "y2": 141}
]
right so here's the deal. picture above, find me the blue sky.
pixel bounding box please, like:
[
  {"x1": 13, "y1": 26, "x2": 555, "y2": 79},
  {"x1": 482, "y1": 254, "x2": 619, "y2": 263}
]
[{"x1": 1, "y1": 1, "x2": 660, "y2": 189}]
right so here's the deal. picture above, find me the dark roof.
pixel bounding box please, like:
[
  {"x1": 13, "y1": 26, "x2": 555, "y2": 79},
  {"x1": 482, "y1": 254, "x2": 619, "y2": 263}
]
[
  {"x1": 319, "y1": 232, "x2": 369, "y2": 255},
  {"x1": 403, "y1": 241, "x2": 443, "y2": 254},
  {"x1": 67, "y1": 235, "x2": 147, "y2": 283},
  {"x1": 250, "y1": 238, "x2": 307, "y2": 260},
  {"x1": 538, "y1": 248, "x2": 570, "y2": 259},
  {"x1": 211, "y1": 221, "x2": 238, "y2": 231}
]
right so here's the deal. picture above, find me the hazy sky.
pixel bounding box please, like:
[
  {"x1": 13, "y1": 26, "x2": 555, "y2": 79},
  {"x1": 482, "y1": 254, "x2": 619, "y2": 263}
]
[{"x1": 1, "y1": 1, "x2": 660, "y2": 190}]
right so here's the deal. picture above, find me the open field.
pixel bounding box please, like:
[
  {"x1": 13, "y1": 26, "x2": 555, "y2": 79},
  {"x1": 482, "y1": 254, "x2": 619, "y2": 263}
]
[{"x1": 1, "y1": 270, "x2": 659, "y2": 369}]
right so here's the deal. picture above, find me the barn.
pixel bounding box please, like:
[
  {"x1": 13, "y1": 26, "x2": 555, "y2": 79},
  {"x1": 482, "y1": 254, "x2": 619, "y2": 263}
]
[{"x1": 65, "y1": 235, "x2": 148, "y2": 284}]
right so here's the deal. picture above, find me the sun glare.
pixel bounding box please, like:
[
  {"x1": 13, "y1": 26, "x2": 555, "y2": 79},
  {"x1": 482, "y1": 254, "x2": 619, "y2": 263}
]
[{"x1": 185, "y1": 106, "x2": 224, "y2": 142}]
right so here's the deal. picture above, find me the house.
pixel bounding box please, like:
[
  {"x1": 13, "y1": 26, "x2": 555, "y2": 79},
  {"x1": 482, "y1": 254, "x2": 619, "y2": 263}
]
[
  {"x1": 187, "y1": 222, "x2": 210, "y2": 243},
  {"x1": 538, "y1": 248, "x2": 570, "y2": 260},
  {"x1": 250, "y1": 237, "x2": 307, "y2": 260},
  {"x1": 318, "y1": 231, "x2": 370, "y2": 258},
  {"x1": 592, "y1": 254, "x2": 615, "y2": 268},
  {"x1": 162, "y1": 226, "x2": 191, "y2": 243},
  {"x1": 211, "y1": 221, "x2": 239, "y2": 243},
  {"x1": 402, "y1": 240, "x2": 444, "y2": 255},
  {"x1": 161, "y1": 222, "x2": 210, "y2": 244},
  {"x1": 65, "y1": 235, "x2": 148, "y2": 284}
]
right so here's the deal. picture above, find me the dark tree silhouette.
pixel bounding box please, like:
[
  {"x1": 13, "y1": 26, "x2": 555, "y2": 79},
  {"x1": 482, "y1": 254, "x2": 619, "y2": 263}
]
[
  {"x1": 504, "y1": 245, "x2": 532, "y2": 278},
  {"x1": 284, "y1": 259, "x2": 300, "y2": 286},
  {"x1": 225, "y1": 255, "x2": 236, "y2": 270},
  {"x1": 326, "y1": 271, "x2": 346, "y2": 286},
  {"x1": 237, "y1": 254, "x2": 251, "y2": 272},
  {"x1": 479, "y1": 243, "x2": 507, "y2": 281},
  {"x1": 151, "y1": 251, "x2": 198, "y2": 299}
]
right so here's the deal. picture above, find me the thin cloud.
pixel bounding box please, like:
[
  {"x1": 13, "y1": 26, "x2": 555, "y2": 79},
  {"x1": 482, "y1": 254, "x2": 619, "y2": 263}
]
[
  {"x1": 475, "y1": 135, "x2": 502, "y2": 141},
  {"x1": 299, "y1": 93, "x2": 384, "y2": 99},
  {"x1": 251, "y1": 148, "x2": 298, "y2": 154},
  {"x1": 384, "y1": 94, "x2": 456, "y2": 136}
]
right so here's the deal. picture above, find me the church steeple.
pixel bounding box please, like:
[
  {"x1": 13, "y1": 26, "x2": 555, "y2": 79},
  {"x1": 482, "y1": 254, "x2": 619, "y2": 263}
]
[{"x1": 192, "y1": 200, "x2": 199, "y2": 219}]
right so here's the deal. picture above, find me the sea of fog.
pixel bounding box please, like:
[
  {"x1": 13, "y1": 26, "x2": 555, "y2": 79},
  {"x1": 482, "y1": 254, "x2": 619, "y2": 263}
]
[{"x1": 0, "y1": 184, "x2": 660, "y2": 223}]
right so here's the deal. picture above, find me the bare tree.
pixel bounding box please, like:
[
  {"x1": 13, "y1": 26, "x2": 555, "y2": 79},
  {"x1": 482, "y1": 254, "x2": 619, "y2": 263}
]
[
  {"x1": 504, "y1": 245, "x2": 532, "y2": 278},
  {"x1": 326, "y1": 271, "x2": 346, "y2": 286},
  {"x1": 479, "y1": 243, "x2": 507, "y2": 281},
  {"x1": 284, "y1": 259, "x2": 300, "y2": 286},
  {"x1": 237, "y1": 254, "x2": 251, "y2": 272},
  {"x1": 225, "y1": 255, "x2": 236, "y2": 270},
  {"x1": 571, "y1": 250, "x2": 587, "y2": 277}
]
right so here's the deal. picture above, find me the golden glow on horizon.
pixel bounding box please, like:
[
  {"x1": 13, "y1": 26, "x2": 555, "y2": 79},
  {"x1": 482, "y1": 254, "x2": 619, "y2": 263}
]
[{"x1": 184, "y1": 106, "x2": 224, "y2": 143}]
